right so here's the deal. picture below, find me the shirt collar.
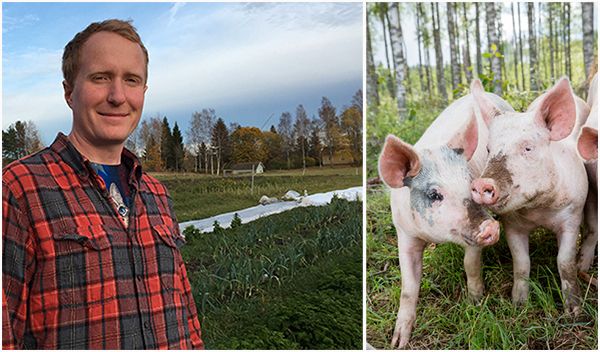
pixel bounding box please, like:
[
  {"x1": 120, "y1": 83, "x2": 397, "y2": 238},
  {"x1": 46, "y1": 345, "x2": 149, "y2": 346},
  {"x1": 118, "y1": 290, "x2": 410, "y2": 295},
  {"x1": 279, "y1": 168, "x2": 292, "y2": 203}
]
[{"x1": 50, "y1": 132, "x2": 143, "y2": 185}]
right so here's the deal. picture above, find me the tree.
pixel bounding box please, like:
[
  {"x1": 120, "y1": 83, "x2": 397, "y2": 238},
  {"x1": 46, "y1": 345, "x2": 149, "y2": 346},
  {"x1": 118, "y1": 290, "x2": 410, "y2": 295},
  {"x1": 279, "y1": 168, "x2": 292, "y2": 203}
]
[
  {"x1": 2, "y1": 120, "x2": 44, "y2": 165},
  {"x1": 230, "y1": 127, "x2": 267, "y2": 163},
  {"x1": 160, "y1": 117, "x2": 174, "y2": 170},
  {"x1": 277, "y1": 112, "x2": 293, "y2": 169},
  {"x1": 142, "y1": 134, "x2": 163, "y2": 172},
  {"x1": 367, "y1": 16, "x2": 379, "y2": 108},
  {"x1": 475, "y1": 2, "x2": 483, "y2": 76},
  {"x1": 340, "y1": 106, "x2": 362, "y2": 166},
  {"x1": 318, "y1": 97, "x2": 340, "y2": 165},
  {"x1": 548, "y1": 3, "x2": 556, "y2": 82},
  {"x1": 462, "y1": 3, "x2": 473, "y2": 83},
  {"x1": 308, "y1": 118, "x2": 323, "y2": 167},
  {"x1": 582, "y1": 3, "x2": 595, "y2": 78},
  {"x1": 527, "y1": 3, "x2": 539, "y2": 91},
  {"x1": 419, "y1": 3, "x2": 433, "y2": 96},
  {"x1": 517, "y1": 3, "x2": 525, "y2": 89},
  {"x1": 294, "y1": 104, "x2": 310, "y2": 172},
  {"x1": 171, "y1": 122, "x2": 184, "y2": 171},
  {"x1": 486, "y1": 2, "x2": 502, "y2": 94},
  {"x1": 263, "y1": 130, "x2": 283, "y2": 168},
  {"x1": 564, "y1": 3, "x2": 572, "y2": 79},
  {"x1": 388, "y1": 3, "x2": 407, "y2": 115},
  {"x1": 415, "y1": 3, "x2": 425, "y2": 93},
  {"x1": 211, "y1": 118, "x2": 230, "y2": 175},
  {"x1": 447, "y1": 2, "x2": 460, "y2": 94},
  {"x1": 187, "y1": 109, "x2": 215, "y2": 173},
  {"x1": 432, "y1": 2, "x2": 447, "y2": 102}
]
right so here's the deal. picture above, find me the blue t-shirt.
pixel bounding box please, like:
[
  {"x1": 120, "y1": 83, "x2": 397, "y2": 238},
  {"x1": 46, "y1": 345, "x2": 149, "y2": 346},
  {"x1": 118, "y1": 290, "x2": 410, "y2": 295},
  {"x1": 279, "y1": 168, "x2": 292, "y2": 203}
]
[{"x1": 90, "y1": 163, "x2": 132, "y2": 226}]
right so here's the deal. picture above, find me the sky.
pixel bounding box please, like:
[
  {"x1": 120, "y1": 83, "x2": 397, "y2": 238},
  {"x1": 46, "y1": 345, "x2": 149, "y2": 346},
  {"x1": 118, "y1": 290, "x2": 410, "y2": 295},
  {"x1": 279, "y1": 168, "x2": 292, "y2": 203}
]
[
  {"x1": 2, "y1": 2, "x2": 363, "y2": 146},
  {"x1": 371, "y1": 2, "x2": 596, "y2": 69}
]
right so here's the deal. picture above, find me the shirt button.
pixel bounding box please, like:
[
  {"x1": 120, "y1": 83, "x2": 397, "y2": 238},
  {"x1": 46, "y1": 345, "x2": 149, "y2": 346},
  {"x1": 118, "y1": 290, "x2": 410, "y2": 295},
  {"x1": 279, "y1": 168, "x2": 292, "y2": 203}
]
[
  {"x1": 136, "y1": 275, "x2": 143, "y2": 282},
  {"x1": 144, "y1": 321, "x2": 150, "y2": 329}
]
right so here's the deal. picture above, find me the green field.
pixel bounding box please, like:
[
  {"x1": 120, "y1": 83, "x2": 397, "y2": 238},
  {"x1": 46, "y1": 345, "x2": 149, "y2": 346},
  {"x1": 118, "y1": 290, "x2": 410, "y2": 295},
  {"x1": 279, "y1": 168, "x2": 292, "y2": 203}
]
[
  {"x1": 154, "y1": 166, "x2": 362, "y2": 222},
  {"x1": 180, "y1": 197, "x2": 362, "y2": 349},
  {"x1": 367, "y1": 189, "x2": 598, "y2": 350}
]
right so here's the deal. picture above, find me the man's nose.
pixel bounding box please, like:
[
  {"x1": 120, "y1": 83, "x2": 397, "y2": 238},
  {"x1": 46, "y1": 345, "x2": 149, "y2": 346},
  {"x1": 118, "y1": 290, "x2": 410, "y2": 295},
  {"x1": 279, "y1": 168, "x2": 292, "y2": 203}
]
[{"x1": 107, "y1": 80, "x2": 126, "y2": 105}]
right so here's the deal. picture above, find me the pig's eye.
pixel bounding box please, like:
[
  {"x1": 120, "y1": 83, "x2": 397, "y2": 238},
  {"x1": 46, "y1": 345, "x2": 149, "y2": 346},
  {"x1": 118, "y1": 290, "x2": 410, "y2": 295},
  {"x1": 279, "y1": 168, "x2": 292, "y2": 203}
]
[
  {"x1": 426, "y1": 189, "x2": 444, "y2": 202},
  {"x1": 523, "y1": 145, "x2": 534, "y2": 153}
]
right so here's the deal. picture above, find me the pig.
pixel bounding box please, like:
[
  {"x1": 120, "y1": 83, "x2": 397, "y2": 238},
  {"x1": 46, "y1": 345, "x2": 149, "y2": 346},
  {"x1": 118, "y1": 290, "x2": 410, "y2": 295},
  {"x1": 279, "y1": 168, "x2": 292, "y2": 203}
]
[
  {"x1": 577, "y1": 73, "x2": 598, "y2": 272},
  {"x1": 378, "y1": 80, "x2": 514, "y2": 349},
  {"x1": 470, "y1": 77, "x2": 590, "y2": 315}
]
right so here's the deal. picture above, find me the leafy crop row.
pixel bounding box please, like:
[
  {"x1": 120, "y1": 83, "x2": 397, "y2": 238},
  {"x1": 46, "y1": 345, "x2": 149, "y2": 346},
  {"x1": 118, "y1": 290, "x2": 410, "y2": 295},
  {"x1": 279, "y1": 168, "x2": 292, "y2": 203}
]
[{"x1": 180, "y1": 197, "x2": 362, "y2": 349}]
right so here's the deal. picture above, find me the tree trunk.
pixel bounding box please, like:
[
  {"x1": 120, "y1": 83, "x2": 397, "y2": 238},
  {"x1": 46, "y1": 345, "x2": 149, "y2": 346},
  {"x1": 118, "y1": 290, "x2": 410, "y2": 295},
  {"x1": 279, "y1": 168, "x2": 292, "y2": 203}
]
[
  {"x1": 384, "y1": 10, "x2": 397, "y2": 97},
  {"x1": 462, "y1": 3, "x2": 472, "y2": 83},
  {"x1": 420, "y1": 3, "x2": 433, "y2": 96},
  {"x1": 511, "y1": 3, "x2": 519, "y2": 88},
  {"x1": 486, "y1": 2, "x2": 502, "y2": 94},
  {"x1": 496, "y1": 3, "x2": 506, "y2": 83},
  {"x1": 379, "y1": 7, "x2": 392, "y2": 73},
  {"x1": 447, "y1": 2, "x2": 460, "y2": 95},
  {"x1": 549, "y1": 3, "x2": 555, "y2": 81},
  {"x1": 366, "y1": 18, "x2": 379, "y2": 108},
  {"x1": 582, "y1": 2, "x2": 595, "y2": 78},
  {"x1": 528, "y1": 3, "x2": 539, "y2": 91},
  {"x1": 388, "y1": 3, "x2": 407, "y2": 116},
  {"x1": 475, "y1": 2, "x2": 483, "y2": 76},
  {"x1": 416, "y1": 3, "x2": 425, "y2": 93},
  {"x1": 432, "y1": 2, "x2": 447, "y2": 102},
  {"x1": 517, "y1": 3, "x2": 526, "y2": 90},
  {"x1": 565, "y1": 2, "x2": 571, "y2": 79}
]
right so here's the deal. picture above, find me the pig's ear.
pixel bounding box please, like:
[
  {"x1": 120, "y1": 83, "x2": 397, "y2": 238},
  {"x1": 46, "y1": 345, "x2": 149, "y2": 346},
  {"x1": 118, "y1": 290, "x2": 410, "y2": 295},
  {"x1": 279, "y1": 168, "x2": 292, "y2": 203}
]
[
  {"x1": 534, "y1": 77, "x2": 576, "y2": 141},
  {"x1": 577, "y1": 126, "x2": 598, "y2": 161},
  {"x1": 447, "y1": 109, "x2": 479, "y2": 161},
  {"x1": 471, "y1": 79, "x2": 501, "y2": 126},
  {"x1": 379, "y1": 135, "x2": 421, "y2": 188}
]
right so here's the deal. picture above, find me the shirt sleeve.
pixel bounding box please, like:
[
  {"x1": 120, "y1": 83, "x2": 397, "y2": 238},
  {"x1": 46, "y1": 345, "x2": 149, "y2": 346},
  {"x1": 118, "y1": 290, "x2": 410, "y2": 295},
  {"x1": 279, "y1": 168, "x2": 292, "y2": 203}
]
[{"x1": 2, "y1": 183, "x2": 36, "y2": 349}]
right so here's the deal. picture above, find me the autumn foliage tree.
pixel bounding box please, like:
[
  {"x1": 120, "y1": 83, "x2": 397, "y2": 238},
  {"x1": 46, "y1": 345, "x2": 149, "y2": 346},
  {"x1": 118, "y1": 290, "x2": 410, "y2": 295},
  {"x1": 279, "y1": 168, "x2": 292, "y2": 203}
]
[{"x1": 231, "y1": 127, "x2": 268, "y2": 163}]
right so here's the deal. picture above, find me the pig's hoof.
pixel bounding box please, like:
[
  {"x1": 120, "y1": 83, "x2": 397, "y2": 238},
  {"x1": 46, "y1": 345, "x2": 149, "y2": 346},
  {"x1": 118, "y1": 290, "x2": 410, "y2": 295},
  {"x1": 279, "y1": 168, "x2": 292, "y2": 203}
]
[{"x1": 390, "y1": 333, "x2": 409, "y2": 349}]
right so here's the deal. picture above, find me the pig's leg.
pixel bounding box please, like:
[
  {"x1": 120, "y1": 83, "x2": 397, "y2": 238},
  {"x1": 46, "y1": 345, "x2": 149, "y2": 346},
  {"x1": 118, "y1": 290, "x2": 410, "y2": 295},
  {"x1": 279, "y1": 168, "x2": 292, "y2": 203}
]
[
  {"x1": 391, "y1": 234, "x2": 426, "y2": 349},
  {"x1": 556, "y1": 226, "x2": 582, "y2": 315},
  {"x1": 504, "y1": 220, "x2": 534, "y2": 306},
  {"x1": 577, "y1": 192, "x2": 598, "y2": 272},
  {"x1": 464, "y1": 246, "x2": 484, "y2": 301}
]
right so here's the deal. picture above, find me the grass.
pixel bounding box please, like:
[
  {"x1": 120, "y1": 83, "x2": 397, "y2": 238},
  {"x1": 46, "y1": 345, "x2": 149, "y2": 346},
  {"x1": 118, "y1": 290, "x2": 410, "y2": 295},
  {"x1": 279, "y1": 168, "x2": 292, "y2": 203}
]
[
  {"x1": 366, "y1": 189, "x2": 598, "y2": 350},
  {"x1": 180, "y1": 197, "x2": 362, "y2": 349},
  {"x1": 153, "y1": 166, "x2": 362, "y2": 222}
]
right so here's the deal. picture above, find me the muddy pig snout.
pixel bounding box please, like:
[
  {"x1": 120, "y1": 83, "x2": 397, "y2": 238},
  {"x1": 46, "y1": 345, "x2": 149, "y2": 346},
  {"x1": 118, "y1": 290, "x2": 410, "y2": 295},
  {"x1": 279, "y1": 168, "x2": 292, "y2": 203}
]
[
  {"x1": 471, "y1": 178, "x2": 499, "y2": 205},
  {"x1": 475, "y1": 219, "x2": 500, "y2": 246}
]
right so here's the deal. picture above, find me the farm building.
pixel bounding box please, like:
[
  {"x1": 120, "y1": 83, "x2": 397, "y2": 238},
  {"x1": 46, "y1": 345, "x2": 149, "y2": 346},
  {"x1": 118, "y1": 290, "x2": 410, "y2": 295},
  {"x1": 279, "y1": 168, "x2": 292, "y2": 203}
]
[{"x1": 224, "y1": 162, "x2": 265, "y2": 175}]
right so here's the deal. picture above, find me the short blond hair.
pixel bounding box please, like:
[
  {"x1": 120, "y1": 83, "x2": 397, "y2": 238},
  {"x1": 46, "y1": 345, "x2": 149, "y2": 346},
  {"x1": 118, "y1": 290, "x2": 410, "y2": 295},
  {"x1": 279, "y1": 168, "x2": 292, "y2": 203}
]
[{"x1": 62, "y1": 19, "x2": 149, "y2": 86}]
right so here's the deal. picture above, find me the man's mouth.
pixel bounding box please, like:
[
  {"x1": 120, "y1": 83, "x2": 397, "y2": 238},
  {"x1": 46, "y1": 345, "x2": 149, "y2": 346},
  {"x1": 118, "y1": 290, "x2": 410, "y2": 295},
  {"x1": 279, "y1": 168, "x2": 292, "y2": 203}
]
[{"x1": 98, "y1": 112, "x2": 129, "y2": 117}]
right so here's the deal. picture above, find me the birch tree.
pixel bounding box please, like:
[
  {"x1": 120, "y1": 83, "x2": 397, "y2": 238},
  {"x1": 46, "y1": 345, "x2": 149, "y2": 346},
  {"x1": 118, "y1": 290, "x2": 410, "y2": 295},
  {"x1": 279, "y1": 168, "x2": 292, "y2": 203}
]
[
  {"x1": 528, "y1": 3, "x2": 539, "y2": 91},
  {"x1": 388, "y1": 2, "x2": 407, "y2": 115},
  {"x1": 582, "y1": 2, "x2": 595, "y2": 78},
  {"x1": 432, "y1": 2, "x2": 447, "y2": 102},
  {"x1": 447, "y1": 2, "x2": 460, "y2": 95},
  {"x1": 486, "y1": 2, "x2": 502, "y2": 94}
]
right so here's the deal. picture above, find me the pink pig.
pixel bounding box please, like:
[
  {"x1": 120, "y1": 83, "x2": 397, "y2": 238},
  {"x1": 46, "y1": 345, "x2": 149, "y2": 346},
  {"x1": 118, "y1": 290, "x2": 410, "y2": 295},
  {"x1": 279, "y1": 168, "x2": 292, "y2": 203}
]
[
  {"x1": 577, "y1": 73, "x2": 598, "y2": 272},
  {"x1": 378, "y1": 80, "x2": 513, "y2": 349},
  {"x1": 471, "y1": 77, "x2": 590, "y2": 315}
]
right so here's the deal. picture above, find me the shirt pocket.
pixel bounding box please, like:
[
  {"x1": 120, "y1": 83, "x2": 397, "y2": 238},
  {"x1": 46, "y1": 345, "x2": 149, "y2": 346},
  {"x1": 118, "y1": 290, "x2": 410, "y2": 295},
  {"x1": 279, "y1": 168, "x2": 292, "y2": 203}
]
[
  {"x1": 152, "y1": 224, "x2": 185, "y2": 293},
  {"x1": 52, "y1": 225, "x2": 113, "y2": 307}
]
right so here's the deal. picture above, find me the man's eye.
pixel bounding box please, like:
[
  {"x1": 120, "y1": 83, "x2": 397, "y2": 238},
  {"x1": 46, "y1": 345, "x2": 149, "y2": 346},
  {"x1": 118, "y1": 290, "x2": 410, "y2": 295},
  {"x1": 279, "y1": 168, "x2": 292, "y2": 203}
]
[
  {"x1": 92, "y1": 75, "x2": 109, "y2": 82},
  {"x1": 426, "y1": 189, "x2": 443, "y2": 202}
]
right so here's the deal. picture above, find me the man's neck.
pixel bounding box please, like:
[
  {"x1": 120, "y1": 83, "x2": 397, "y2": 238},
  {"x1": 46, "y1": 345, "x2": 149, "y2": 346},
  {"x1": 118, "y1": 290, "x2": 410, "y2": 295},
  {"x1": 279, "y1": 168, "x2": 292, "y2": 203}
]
[{"x1": 67, "y1": 132, "x2": 123, "y2": 165}]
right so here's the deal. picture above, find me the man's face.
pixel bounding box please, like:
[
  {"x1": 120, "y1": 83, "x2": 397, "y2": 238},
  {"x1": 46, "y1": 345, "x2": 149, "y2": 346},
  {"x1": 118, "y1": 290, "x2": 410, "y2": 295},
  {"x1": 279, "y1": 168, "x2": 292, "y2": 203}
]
[{"x1": 64, "y1": 31, "x2": 147, "y2": 148}]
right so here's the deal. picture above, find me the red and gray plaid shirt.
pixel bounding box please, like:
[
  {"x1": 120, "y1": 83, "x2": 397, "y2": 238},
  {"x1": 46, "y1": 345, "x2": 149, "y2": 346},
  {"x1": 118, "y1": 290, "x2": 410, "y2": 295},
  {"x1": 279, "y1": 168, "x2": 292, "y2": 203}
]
[{"x1": 2, "y1": 133, "x2": 204, "y2": 349}]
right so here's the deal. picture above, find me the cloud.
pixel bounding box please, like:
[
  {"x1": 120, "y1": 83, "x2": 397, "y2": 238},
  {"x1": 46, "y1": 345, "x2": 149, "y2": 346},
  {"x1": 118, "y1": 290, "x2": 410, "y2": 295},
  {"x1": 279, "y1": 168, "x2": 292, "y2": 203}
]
[
  {"x1": 2, "y1": 13, "x2": 39, "y2": 33},
  {"x1": 167, "y1": 2, "x2": 186, "y2": 27}
]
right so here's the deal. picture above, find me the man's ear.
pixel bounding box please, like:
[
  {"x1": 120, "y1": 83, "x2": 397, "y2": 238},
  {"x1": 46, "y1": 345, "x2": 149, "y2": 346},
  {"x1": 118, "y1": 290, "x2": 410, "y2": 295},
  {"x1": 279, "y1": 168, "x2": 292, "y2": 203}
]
[
  {"x1": 144, "y1": 85, "x2": 148, "y2": 94},
  {"x1": 63, "y1": 80, "x2": 73, "y2": 109}
]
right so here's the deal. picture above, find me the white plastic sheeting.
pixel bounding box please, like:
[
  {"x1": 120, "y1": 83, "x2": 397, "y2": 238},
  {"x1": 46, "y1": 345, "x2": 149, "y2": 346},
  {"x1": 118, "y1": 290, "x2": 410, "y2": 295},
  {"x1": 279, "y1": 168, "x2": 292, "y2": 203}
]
[{"x1": 179, "y1": 186, "x2": 362, "y2": 234}]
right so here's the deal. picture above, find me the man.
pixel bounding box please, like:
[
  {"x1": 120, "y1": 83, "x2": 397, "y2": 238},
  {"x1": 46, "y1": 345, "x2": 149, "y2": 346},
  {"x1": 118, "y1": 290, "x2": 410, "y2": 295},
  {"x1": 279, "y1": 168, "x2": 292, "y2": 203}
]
[{"x1": 2, "y1": 19, "x2": 203, "y2": 349}]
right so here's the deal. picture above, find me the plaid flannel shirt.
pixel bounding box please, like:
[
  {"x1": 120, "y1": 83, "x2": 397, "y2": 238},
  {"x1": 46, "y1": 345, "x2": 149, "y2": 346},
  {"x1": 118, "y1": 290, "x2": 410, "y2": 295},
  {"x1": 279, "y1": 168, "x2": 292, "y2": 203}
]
[{"x1": 2, "y1": 133, "x2": 204, "y2": 349}]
